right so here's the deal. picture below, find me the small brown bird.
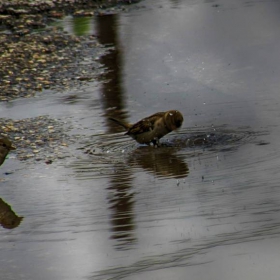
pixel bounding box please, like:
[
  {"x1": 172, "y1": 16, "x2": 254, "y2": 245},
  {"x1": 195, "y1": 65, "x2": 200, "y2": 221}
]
[
  {"x1": 109, "y1": 110, "x2": 184, "y2": 146},
  {"x1": 0, "y1": 137, "x2": 16, "y2": 166}
]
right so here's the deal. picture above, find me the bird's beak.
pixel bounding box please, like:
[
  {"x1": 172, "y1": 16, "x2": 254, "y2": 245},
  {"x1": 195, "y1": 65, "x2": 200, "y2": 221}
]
[
  {"x1": 172, "y1": 124, "x2": 182, "y2": 131},
  {"x1": 10, "y1": 145, "x2": 16, "y2": 150}
]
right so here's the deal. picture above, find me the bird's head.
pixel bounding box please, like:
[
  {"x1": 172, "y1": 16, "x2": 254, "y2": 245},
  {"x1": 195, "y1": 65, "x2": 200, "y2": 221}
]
[{"x1": 165, "y1": 110, "x2": 184, "y2": 131}]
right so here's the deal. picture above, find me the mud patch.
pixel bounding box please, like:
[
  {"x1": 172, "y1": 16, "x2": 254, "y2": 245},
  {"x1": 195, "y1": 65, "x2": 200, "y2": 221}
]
[
  {"x1": 0, "y1": 116, "x2": 80, "y2": 162},
  {"x1": 0, "y1": 0, "x2": 141, "y2": 101},
  {"x1": 0, "y1": 31, "x2": 105, "y2": 101}
]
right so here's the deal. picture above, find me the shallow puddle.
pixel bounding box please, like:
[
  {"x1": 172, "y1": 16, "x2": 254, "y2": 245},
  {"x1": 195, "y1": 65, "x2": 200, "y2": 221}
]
[{"x1": 1, "y1": 0, "x2": 280, "y2": 279}]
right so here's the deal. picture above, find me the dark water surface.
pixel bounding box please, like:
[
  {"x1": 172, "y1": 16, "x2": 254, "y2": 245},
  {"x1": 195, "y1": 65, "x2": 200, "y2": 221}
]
[{"x1": 1, "y1": 0, "x2": 280, "y2": 279}]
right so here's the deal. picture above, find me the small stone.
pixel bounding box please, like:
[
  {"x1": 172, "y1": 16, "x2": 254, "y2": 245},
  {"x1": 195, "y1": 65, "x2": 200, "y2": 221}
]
[{"x1": 26, "y1": 154, "x2": 34, "y2": 158}]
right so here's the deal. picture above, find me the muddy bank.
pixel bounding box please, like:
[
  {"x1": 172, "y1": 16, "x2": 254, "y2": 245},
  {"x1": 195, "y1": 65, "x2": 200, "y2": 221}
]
[
  {"x1": 0, "y1": 0, "x2": 140, "y2": 101},
  {"x1": 0, "y1": 0, "x2": 140, "y2": 162},
  {"x1": 0, "y1": 32, "x2": 104, "y2": 101},
  {"x1": 0, "y1": 0, "x2": 139, "y2": 16},
  {"x1": 0, "y1": 116, "x2": 81, "y2": 163}
]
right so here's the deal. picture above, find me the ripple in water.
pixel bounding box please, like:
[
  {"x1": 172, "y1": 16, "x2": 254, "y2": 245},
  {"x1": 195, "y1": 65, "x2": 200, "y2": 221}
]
[{"x1": 68, "y1": 125, "x2": 267, "y2": 180}]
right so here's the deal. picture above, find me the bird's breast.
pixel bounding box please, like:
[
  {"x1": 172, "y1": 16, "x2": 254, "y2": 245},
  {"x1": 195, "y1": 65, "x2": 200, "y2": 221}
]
[{"x1": 128, "y1": 121, "x2": 170, "y2": 144}]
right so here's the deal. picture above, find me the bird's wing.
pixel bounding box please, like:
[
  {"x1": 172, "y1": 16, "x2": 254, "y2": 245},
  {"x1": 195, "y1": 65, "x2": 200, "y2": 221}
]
[{"x1": 127, "y1": 112, "x2": 165, "y2": 135}]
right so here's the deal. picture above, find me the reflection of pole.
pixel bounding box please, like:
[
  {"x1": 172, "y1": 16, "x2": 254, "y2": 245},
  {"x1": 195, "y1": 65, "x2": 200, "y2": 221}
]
[
  {"x1": 95, "y1": 14, "x2": 128, "y2": 133},
  {"x1": 95, "y1": 14, "x2": 135, "y2": 250},
  {"x1": 107, "y1": 164, "x2": 136, "y2": 250}
]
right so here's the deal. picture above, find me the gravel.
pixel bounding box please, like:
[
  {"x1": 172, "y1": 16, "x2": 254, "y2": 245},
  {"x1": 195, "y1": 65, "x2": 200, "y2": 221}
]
[
  {"x1": 0, "y1": 0, "x2": 140, "y2": 162},
  {"x1": 0, "y1": 116, "x2": 81, "y2": 163}
]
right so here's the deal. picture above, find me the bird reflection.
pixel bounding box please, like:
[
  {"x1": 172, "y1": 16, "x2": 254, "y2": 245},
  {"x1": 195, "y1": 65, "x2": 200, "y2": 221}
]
[
  {"x1": 0, "y1": 197, "x2": 23, "y2": 229},
  {"x1": 129, "y1": 146, "x2": 189, "y2": 179}
]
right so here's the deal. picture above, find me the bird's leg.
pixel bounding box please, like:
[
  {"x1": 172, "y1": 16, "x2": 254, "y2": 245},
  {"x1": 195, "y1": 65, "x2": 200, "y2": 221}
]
[{"x1": 152, "y1": 138, "x2": 160, "y2": 148}]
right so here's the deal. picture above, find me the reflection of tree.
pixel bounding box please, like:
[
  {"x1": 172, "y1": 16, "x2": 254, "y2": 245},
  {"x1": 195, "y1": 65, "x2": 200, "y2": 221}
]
[
  {"x1": 95, "y1": 14, "x2": 128, "y2": 133},
  {"x1": 129, "y1": 146, "x2": 189, "y2": 179},
  {"x1": 73, "y1": 17, "x2": 91, "y2": 36},
  {"x1": 0, "y1": 198, "x2": 23, "y2": 229},
  {"x1": 107, "y1": 164, "x2": 136, "y2": 250}
]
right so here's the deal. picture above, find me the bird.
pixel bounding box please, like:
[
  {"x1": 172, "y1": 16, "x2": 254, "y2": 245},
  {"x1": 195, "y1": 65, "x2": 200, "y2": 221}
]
[
  {"x1": 109, "y1": 110, "x2": 184, "y2": 146},
  {"x1": 0, "y1": 137, "x2": 16, "y2": 166}
]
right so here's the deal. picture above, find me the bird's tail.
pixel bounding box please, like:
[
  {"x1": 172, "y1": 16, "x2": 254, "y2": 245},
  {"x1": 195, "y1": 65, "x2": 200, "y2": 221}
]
[{"x1": 108, "y1": 117, "x2": 131, "y2": 130}]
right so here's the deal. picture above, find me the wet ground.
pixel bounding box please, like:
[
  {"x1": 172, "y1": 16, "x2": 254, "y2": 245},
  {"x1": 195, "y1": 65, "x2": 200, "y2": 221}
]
[{"x1": 1, "y1": 0, "x2": 280, "y2": 279}]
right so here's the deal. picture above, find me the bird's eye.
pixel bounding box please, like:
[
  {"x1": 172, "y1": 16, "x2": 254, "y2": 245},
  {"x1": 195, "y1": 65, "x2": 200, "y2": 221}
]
[{"x1": 2, "y1": 143, "x2": 7, "y2": 148}]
